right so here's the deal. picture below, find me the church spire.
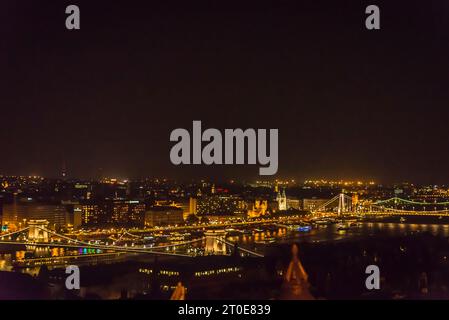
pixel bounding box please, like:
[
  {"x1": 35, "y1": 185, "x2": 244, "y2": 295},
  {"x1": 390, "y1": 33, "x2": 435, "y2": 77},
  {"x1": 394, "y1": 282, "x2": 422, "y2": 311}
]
[
  {"x1": 280, "y1": 244, "x2": 314, "y2": 300},
  {"x1": 277, "y1": 188, "x2": 287, "y2": 210}
]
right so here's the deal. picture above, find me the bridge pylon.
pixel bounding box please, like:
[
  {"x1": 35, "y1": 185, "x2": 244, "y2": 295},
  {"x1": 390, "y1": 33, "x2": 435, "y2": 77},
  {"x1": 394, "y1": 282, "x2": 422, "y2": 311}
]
[
  {"x1": 27, "y1": 220, "x2": 49, "y2": 242},
  {"x1": 204, "y1": 230, "x2": 227, "y2": 255},
  {"x1": 337, "y1": 193, "x2": 345, "y2": 215}
]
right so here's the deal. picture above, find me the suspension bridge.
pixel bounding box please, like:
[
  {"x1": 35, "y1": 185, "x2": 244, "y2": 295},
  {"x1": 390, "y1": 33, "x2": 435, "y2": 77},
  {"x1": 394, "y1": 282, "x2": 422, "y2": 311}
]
[
  {"x1": 312, "y1": 193, "x2": 355, "y2": 215},
  {"x1": 367, "y1": 197, "x2": 449, "y2": 216},
  {"x1": 312, "y1": 193, "x2": 449, "y2": 217},
  {"x1": 0, "y1": 220, "x2": 263, "y2": 265}
]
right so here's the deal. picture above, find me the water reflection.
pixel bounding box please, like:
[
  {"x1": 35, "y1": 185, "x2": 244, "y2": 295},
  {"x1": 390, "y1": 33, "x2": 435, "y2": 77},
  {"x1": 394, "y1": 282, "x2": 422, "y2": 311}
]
[
  {"x1": 227, "y1": 222, "x2": 449, "y2": 254},
  {"x1": 1, "y1": 222, "x2": 449, "y2": 275}
]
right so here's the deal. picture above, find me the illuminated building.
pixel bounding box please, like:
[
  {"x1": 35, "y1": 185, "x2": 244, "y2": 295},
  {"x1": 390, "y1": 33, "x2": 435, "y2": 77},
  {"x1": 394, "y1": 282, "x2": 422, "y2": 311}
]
[
  {"x1": 154, "y1": 199, "x2": 192, "y2": 220},
  {"x1": 1, "y1": 180, "x2": 9, "y2": 189},
  {"x1": 249, "y1": 180, "x2": 273, "y2": 188},
  {"x1": 153, "y1": 198, "x2": 199, "y2": 220},
  {"x1": 135, "y1": 256, "x2": 249, "y2": 299},
  {"x1": 247, "y1": 200, "x2": 268, "y2": 218},
  {"x1": 144, "y1": 206, "x2": 184, "y2": 227},
  {"x1": 111, "y1": 200, "x2": 145, "y2": 225},
  {"x1": 178, "y1": 200, "x2": 191, "y2": 220},
  {"x1": 286, "y1": 198, "x2": 300, "y2": 210},
  {"x1": 302, "y1": 198, "x2": 330, "y2": 211},
  {"x1": 276, "y1": 189, "x2": 287, "y2": 211},
  {"x1": 196, "y1": 195, "x2": 247, "y2": 216},
  {"x1": 189, "y1": 197, "x2": 197, "y2": 215},
  {"x1": 72, "y1": 182, "x2": 92, "y2": 200},
  {"x1": 2, "y1": 201, "x2": 70, "y2": 230},
  {"x1": 73, "y1": 203, "x2": 107, "y2": 226},
  {"x1": 72, "y1": 207, "x2": 82, "y2": 229},
  {"x1": 154, "y1": 200, "x2": 177, "y2": 206},
  {"x1": 352, "y1": 194, "x2": 359, "y2": 207},
  {"x1": 74, "y1": 199, "x2": 145, "y2": 227}
]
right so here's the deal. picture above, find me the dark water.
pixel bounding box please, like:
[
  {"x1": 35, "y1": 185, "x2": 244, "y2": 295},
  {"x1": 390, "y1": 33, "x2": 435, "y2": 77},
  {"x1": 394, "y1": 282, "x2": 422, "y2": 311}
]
[
  {"x1": 2, "y1": 221, "x2": 449, "y2": 273},
  {"x1": 228, "y1": 222, "x2": 449, "y2": 254},
  {"x1": 1, "y1": 221, "x2": 449, "y2": 299}
]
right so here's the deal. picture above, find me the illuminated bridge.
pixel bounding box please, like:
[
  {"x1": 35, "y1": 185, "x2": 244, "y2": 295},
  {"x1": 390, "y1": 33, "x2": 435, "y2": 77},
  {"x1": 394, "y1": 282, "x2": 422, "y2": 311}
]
[
  {"x1": 0, "y1": 222, "x2": 263, "y2": 260},
  {"x1": 312, "y1": 193, "x2": 356, "y2": 215},
  {"x1": 0, "y1": 225, "x2": 200, "y2": 257},
  {"x1": 312, "y1": 193, "x2": 449, "y2": 217},
  {"x1": 366, "y1": 197, "x2": 449, "y2": 217}
]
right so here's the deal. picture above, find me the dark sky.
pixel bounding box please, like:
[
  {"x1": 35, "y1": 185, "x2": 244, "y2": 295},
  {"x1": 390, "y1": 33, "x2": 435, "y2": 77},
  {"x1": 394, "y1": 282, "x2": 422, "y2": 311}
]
[{"x1": 1, "y1": 0, "x2": 449, "y2": 183}]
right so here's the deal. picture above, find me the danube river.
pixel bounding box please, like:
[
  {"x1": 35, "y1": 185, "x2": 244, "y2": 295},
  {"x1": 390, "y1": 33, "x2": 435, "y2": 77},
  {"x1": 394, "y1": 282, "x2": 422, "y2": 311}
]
[
  {"x1": 2, "y1": 219, "x2": 449, "y2": 270},
  {"x1": 2, "y1": 218, "x2": 449, "y2": 299},
  {"x1": 229, "y1": 219, "x2": 449, "y2": 254},
  {"x1": 3, "y1": 220, "x2": 449, "y2": 267}
]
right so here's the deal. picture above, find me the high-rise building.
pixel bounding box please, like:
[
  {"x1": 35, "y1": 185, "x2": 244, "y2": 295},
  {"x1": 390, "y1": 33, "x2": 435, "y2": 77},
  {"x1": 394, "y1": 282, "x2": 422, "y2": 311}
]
[
  {"x1": 189, "y1": 197, "x2": 197, "y2": 215},
  {"x1": 111, "y1": 200, "x2": 145, "y2": 225},
  {"x1": 72, "y1": 206, "x2": 82, "y2": 229},
  {"x1": 144, "y1": 206, "x2": 184, "y2": 227},
  {"x1": 73, "y1": 203, "x2": 106, "y2": 226},
  {"x1": 73, "y1": 199, "x2": 145, "y2": 227},
  {"x1": 2, "y1": 201, "x2": 70, "y2": 230}
]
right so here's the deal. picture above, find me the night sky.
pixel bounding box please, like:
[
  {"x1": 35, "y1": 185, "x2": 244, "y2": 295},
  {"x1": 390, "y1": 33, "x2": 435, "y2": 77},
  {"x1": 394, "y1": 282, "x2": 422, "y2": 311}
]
[{"x1": 1, "y1": 0, "x2": 449, "y2": 183}]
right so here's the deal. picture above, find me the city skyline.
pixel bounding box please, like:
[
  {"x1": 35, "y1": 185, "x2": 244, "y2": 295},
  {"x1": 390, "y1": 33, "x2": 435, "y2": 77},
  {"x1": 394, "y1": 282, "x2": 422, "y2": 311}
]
[
  {"x1": 2, "y1": 168, "x2": 449, "y2": 301},
  {"x1": 3, "y1": 0, "x2": 449, "y2": 304}
]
